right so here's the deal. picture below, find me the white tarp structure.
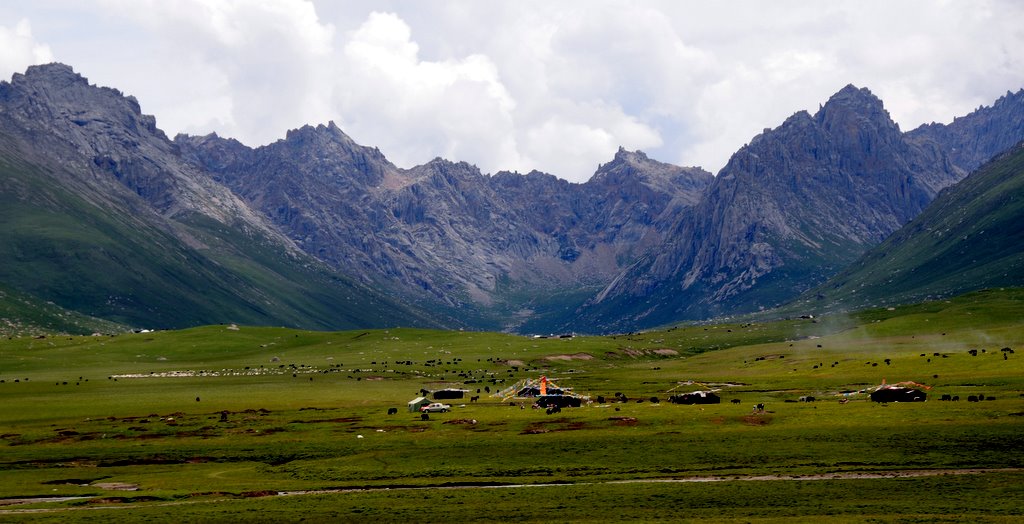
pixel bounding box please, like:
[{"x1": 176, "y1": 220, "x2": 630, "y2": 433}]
[{"x1": 407, "y1": 396, "x2": 430, "y2": 412}]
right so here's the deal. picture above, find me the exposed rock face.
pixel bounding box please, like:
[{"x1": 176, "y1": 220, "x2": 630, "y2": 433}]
[
  {"x1": 0, "y1": 64, "x2": 441, "y2": 330},
  {"x1": 0, "y1": 64, "x2": 276, "y2": 233},
  {"x1": 907, "y1": 89, "x2": 1024, "y2": 173},
  {"x1": 177, "y1": 130, "x2": 712, "y2": 331},
  {"x1": 795, "y1": 141, "x2": 1024, "y2": 314},
  {"x1": 575, "y1": 85, "x2": 1024, "y2": 331},
  {"x1": 178, "y1": 122, "x2": 410, "y2": 287},
  {"x1": 5, "y1": 64, "x2": 1024, "y2": 334}
]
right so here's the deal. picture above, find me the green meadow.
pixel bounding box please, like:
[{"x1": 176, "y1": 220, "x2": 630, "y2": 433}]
[{"x1": 1, "y1": 289, "x2": 1023, "y2": 522}]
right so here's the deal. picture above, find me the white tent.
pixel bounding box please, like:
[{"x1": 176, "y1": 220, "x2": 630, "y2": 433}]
[{"x1": 407, "y1": 396, "x2": 430, "y2": 412}]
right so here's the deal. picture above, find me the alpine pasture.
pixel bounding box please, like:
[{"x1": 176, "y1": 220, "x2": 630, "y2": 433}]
[{"x1": 1, "y1": 289, "x2": 1022, "y2": 522}]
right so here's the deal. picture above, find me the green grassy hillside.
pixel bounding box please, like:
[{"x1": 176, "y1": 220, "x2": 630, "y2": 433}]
[
  {"x1": 0, "y1": 282, "x2": 123, "y2": 336},
  {"x1": 1, "y1": 289, "x2": 1021, "y2": 521},
  {"x1": 793, "y1": 143, "x2": 1024, "y2": 314},
  {"x1": 0, "y1": 151, "x2": 440, "y2": 331}
]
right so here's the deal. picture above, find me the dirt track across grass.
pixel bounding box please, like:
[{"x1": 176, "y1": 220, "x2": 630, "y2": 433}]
[{"x1": 2, "y1": 467, "x2": 1019, "y2": 515}]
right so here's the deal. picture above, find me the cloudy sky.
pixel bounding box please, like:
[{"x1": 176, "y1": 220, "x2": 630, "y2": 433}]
[{"x1": 1, "y1": 1, "x2": 1023, "y2": 182}]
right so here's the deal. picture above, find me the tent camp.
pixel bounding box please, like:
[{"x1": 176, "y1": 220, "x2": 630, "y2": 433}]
[
  {"x1": 870, "y1": 385, "x2": 927, "y2": 402},
  {"x1": 668, "y1": 391, "x2": 721, "y2": 405},
  {"x1": 407, "y1": 397, "x2": 431, "y2": 412},
  {"x1": 432, "y1": 388, "x2": 468, "y2": 400},
  {"x1": 869, "y1": 380, "x2": 929, "y2": 402},
  {"x1": 495, "y1": 376, "x2": 569, "y2": 399},
  {"x1": 495, "y1": 376, "x2": 586, "y2": 407},
  {"x1": 534, "y1": 394, "x2": 583, "y2": 408}
]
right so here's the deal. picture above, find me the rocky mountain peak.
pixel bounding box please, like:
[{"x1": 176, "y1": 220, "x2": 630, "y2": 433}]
[
  {"x1": 611, "y1": 146, "x2": 649, "y2": 164},
  {"x1": 907, "y1": 86, "x2": 1024, "y2": 174},
  {"x1": 815, "y1": 84, "x2": 898, "y2": 133},
  {"x1": 593, "y1": 147, "x2": 710, "y2": 189},
  {"x1": 1, "y1": 62, "x2": 157, "y2": 136},
  {"x1": 283, "y1": 121, "x2": 356, "y2": 149},
  {"x1": 12, "y1": 63, "x2": 86, "y2": 89},
  {"x1": 991, "y1": 88, "x2": 1024, "y2": 110},
  {"x1": 823, "y1": 84, "x2": 882, "y2": 109},
  {"x1": 417, "y1": 157, "x2": 480, "y2": 176},
  {"x1": 251, "y1": 120, "x2": 398, "y2": 188}
]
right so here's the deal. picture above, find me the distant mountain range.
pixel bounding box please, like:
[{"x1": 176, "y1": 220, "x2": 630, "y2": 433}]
[{"x1": 1, "y1": 63, "x2": 1023, "y2": 334}]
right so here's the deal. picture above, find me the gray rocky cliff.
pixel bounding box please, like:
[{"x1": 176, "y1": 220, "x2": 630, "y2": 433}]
[
  {"x1": 907, "y1": 88, "x2": 1024, "y2": 173},
  {"x1": 0, "y1": 63, "x2": 439, "y2": 330},
  {"x1": 0, "y1": 64, "x2": 280, "y2": 237},
  {"x1": 177, "y1": 129, "x2": 712, "y2": 331},
  {"x1": 8, "y1": 63, "x2": 1024, "y2": 333},
  {"x1": 576, "y1": 84, "x2": 1013, "y2": 332}
]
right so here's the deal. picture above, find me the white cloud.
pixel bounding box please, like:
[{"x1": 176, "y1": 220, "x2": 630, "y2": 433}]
[
  {"x1": 2, "y1": 1, "x2": 1023, "y2": 182},
  {"x1": 93, "y1": 0, "x2": 336, "y2": 143},
  {"x1": 0, "y1": 19, "x2": 53, "y2": 81},
  {"x1": 336, "y1": 12, "x2": 522, "y2": 174}
]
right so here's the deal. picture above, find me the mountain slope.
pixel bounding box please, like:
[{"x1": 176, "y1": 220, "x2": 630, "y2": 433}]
[
  {"x1": 0, "y1": 280, "x2": 124, "y2": 336},
  {"x1": 792, "y1": 141, "x2": 1024, "y2": 312},
  {"x1": 907, "y1": 89, "x2": 1024, "y2": 173},
  {"x1": 177, "y1": 128, "x2": 713, "y2": 332},
  {"x1": 0, "y1": 64, "x2": 441, "y2": 330},
  {"x1": 572, "y1": 85, "x2": 1024, "y2": 332},
  {"x1": 5, "y1": 64, "x2": 1024, "y2": 335}
]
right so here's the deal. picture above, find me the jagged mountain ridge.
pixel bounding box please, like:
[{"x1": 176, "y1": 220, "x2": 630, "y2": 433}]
[
  {"x1": 177, "y1": 127, "x2": 713, "y2": 331},
  {"x1": 3, "y1": 63, "x2": 1024, "y2": 333},
  {"x1": 907, "y1": 89, "x2": 1024, "y2": 174},
  {"x1": 575, "y1": 85, "x2": 1024, "y2": 332},
  {"x1": 0, "y1": 63, "x2": 444, "y2": 331}
]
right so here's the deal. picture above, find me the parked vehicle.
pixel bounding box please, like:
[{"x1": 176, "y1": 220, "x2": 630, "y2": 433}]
[{"x1": 420, "y1": 402, "x2": 451, "y2": 413}]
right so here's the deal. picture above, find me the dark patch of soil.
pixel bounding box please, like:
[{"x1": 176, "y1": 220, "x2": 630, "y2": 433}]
[
  {"x1": 290, "y1": 417, "x2": 362, "y2": 424},
  {"x1": 443, "y1": 419, "x2": 477, "y2": 425},
  {"x1": 521, "y1": 418, "x2": 588, "y2": 434},
  {"x1": 41, "y1": 477, "x2": 109, "y2": 486},
  {"x1": 741, "y1": 415, "x2": 772, "y2": 426},
  {"x1": 609, "y1": 417, "x2": 638, "y2": 426},
  {"x1": 83, "y1": 496, "x2": 162, "y2": 505},
  {"x1": 240, "y1": 490, "x2": 278, "y2": 498}
]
